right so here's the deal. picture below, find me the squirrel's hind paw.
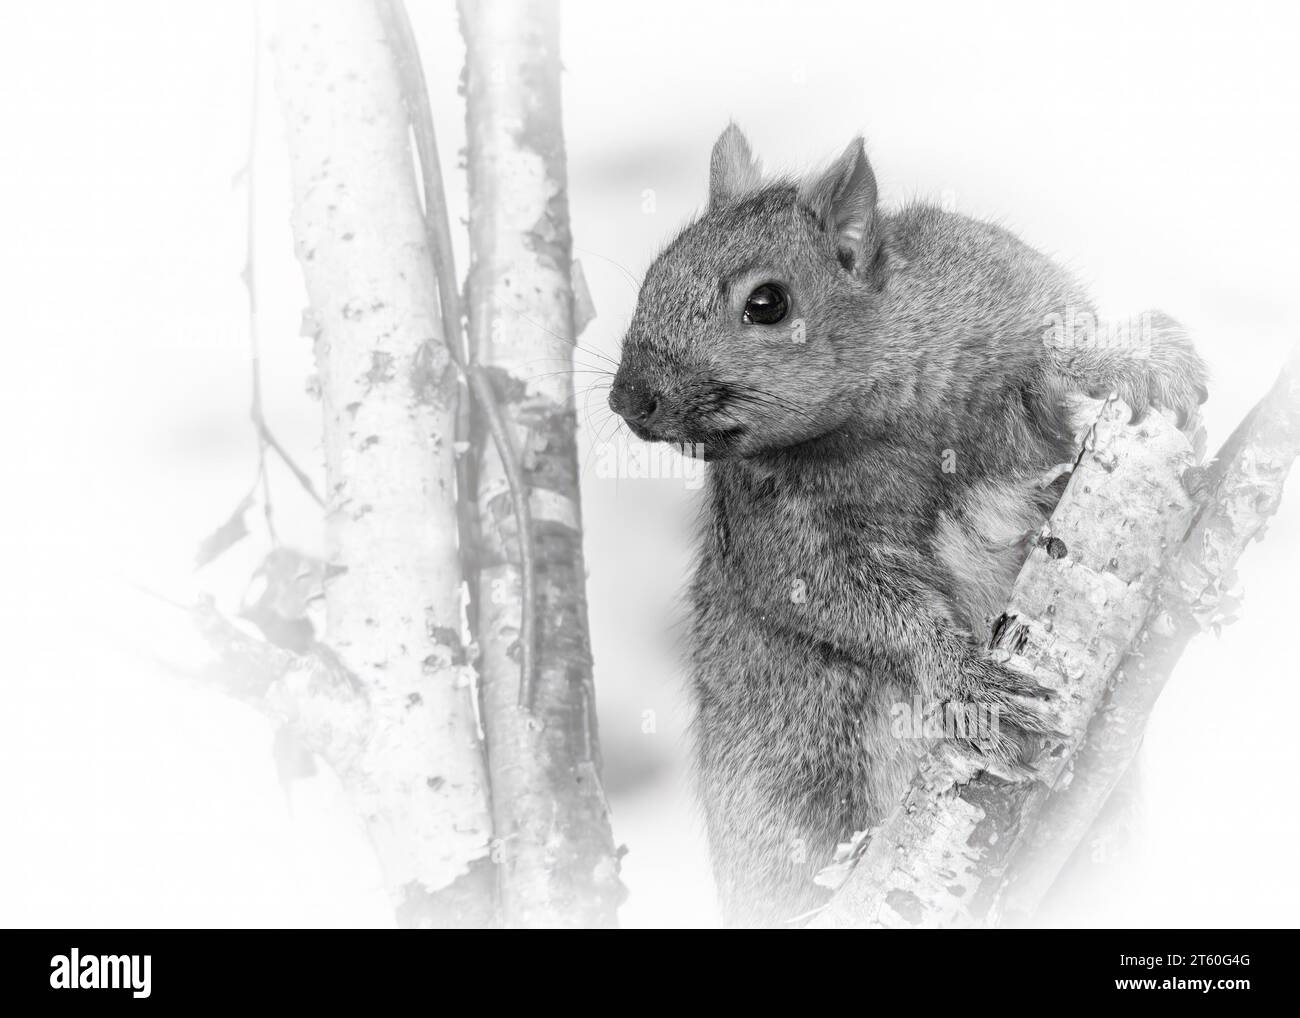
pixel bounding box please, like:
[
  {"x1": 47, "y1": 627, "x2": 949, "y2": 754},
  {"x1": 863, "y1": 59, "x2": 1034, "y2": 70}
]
[{"x1": 943, "y1": 659, "x2": 1064, "y2": 780}]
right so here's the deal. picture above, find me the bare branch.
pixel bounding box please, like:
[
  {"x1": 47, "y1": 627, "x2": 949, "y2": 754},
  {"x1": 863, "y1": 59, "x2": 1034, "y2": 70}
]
[
  {"x1": 459, "y1": 0, "x2": 623, "y2": 927},
  {"x1": 273, "y1": 0, "x2": 493, "y2": 925},
  {"x1": 993, "y1": 345, "x2": 1300, "y2": 924},
  {"x1": 376, "y1": 0, "x2": 537, "y2": 707}
]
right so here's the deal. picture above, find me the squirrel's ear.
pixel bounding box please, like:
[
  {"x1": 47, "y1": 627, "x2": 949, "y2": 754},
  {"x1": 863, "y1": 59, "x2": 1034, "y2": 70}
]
[
  {"x1": 800, "y1": 137, "x2": 881, "y2": 276},
  {"x1": 709, "y1": 123, "x2": 762, "y2": 207}
]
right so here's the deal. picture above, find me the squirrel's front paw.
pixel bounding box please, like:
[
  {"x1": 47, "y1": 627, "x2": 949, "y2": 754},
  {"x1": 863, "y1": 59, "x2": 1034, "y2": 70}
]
[
  {"x1": 941, "y1": 658, "x2": 1062, "y2": 779},
  {"x1": 1085, "y1": 311, "x2": 1208, "y2": 429}
]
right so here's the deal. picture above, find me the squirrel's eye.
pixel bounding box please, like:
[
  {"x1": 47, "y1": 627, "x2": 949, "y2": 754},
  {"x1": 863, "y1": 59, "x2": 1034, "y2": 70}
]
[{"x1": 742, "y1": 283, "x2": 789, "y2": 326}]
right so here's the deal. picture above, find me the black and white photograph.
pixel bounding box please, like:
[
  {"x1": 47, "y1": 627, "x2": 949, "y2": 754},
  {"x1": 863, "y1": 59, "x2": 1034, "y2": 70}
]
[{"x1": 2, "y1": 0, "x2": 1297, "y2": 972}]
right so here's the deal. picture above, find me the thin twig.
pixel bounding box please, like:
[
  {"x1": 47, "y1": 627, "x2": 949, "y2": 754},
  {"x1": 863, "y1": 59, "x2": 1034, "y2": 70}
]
[
  {"x1": 255, "y1": 420, "x2": 325, "y2": 507},
  {"x1": 123, "y1": 577, "x2": 193, "y2": 614},
  {"x1": 377, "y1": 0, "x2": 538, "y2": 708},
  {"x1": 243, "y1": 7, "x2": 276, "y2": 543},
  {"x1": 242, "y1": 4, "x2": 324, "y2": 517}
]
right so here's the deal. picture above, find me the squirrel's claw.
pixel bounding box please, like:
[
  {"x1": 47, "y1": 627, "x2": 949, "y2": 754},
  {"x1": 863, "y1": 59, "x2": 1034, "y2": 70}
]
[{"x1": 941, "y1": 659, "x2": 1064, "y2": 781}]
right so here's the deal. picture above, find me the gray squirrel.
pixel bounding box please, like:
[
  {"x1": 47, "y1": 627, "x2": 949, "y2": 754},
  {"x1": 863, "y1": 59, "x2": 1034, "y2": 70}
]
[{"x1": 608, "y1": 125, "x2": 1206, "y2": 927}]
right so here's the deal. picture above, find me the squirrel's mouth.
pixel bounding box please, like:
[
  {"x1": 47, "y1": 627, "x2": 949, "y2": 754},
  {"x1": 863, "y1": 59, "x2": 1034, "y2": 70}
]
[{"x1": 628, "y1": 420, "x2": 745, "y2": 458}]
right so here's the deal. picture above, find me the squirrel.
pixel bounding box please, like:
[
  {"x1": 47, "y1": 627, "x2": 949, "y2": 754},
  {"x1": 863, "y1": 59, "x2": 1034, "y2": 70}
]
[{"x1": 608, "y1": 124, "x2": 1207, "y2": 927}]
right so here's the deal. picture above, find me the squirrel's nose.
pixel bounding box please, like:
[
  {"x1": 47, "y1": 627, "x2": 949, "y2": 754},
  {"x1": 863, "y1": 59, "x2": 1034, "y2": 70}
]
[{"x1": 609, "y1": 382, "x2": 661, "y2": 425}]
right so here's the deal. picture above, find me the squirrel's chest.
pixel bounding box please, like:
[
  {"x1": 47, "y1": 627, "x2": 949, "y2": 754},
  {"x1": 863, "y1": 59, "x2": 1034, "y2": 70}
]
[
  {"x1": 694, "y1": 469, "x2": 1046, "y2": 638},
  {"x1": 696, "y1": 475, "x2": 879, "y2": 619},
  {"x1": 708, "y1": 481, "x2": 836, "y2": 564}
]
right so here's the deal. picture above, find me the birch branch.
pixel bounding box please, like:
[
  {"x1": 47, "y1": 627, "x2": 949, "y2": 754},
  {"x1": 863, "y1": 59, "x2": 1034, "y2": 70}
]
[
  {"x1": 375, "y1": 0, "x2": 539, "y2": 707},
  {"x1": 460, "y1": 0, "x2": 623, "y2": 927},
  {"x1": 272, "y1": 0, "x2": 493, "y2": 926},
  {"x1": 811, "y1": 397, "x2": 1199, "y2": 928},
  {"x1": 993, "y1": 346, "x2": 1300, "y2": 924}
]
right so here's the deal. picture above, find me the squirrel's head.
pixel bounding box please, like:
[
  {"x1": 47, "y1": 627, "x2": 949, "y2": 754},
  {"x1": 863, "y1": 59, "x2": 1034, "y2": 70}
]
[{"x1": 610, "y1": 124, "x2": 888, "y2": 459}]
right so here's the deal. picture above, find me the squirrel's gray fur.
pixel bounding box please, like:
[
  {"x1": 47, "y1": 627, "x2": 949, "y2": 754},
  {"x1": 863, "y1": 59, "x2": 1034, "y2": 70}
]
[{"x1": 609, "y1": 125, "x2": 1207, "y2": 927}]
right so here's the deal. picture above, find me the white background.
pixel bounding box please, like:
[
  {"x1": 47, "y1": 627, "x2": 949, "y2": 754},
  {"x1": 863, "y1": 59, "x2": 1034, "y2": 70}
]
[{"x1": 0, "y1": 0, "x2": 1296, "y2": 927}]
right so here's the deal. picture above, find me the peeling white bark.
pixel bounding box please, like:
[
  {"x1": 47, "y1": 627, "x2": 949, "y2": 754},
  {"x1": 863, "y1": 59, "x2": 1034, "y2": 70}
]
[
  {"x1": 272, "y1": 0, "x2": 492, "y2": 920},
  {"x1": 812, "y1": 398, "x2": 1199, "y2": 928},
  {"x1": 460, "y1": 0, "x2": 622, "y2": 927},
  {"x1": 994, "y1": 347, "x2": 1300, "y2": 924}
]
